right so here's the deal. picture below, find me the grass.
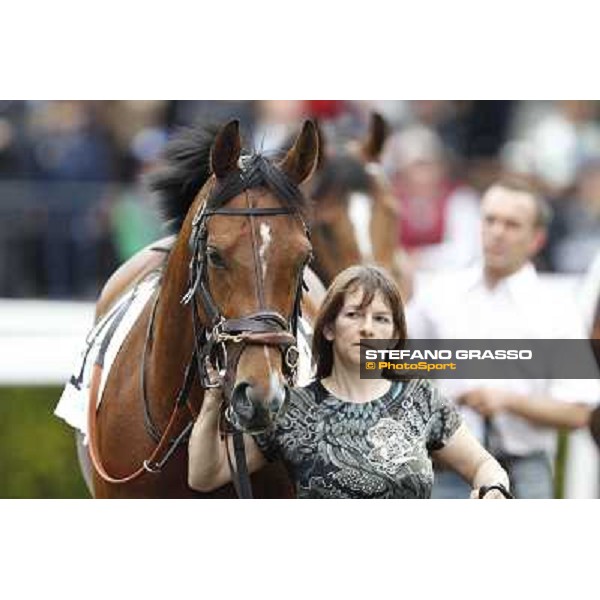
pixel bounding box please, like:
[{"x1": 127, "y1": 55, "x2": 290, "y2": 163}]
[{"x1": 0, "y1": 386, "x2": 90, "y2": 498}]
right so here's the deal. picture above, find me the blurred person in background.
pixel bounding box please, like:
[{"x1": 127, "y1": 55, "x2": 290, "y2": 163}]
[
  {"x1": 384, "y1": 124, "x2": 481, "y2": 272},
  {"x1": 252, "y1": 101, "x2": 358, "y2": 156},
  {"x1": 25, "y1": 101, "x2": 116, "y2": 298},
  {"x1": 0, "y1": 101, "x2": 36, "y2": 297},
  {"x1": 305, "y1": 100, "x2": 347, "y2": 121},
  {"x1": 97, "y1": 101, "x2": 169, "y2": 181},
  {"x1": 95, "y1": 101, "x2": 171, "y2": 264},
  {"x1": 511, "y1": 101, "x2": 600, "y2": 199},
  {"x1": 407, "y1": 179, "x2": 600, "y2": 498},
  {"x1": 545, "y1": 158, "x2": 600, "y2": 274},
  {"x1": 371, "y1": 101, "x2": 476, "y2": 165},
  {"x1": 165, "y1": 100, "x2": 256, "y2": 136},
  {"x1": 368, "y1": 101, "x2": 515, "y2": 194},
  {"x1": 502, "y1": 101, "x2": 600, "y2": 275},
  {"x1": 407, "y1": 101, "x2": 516, "y2": 194},
  {"x1": 251, "y1": 100, "x2": 307, "y2": 153},
  {"x1": 0, "y1": 101, "x2": 28, "y2": 178},
  {"x1": 107, "y1": 125, "x2": 165, "y2": 264},
  {"x1": 404, "y1": 101, "x2": 468, "y2": 161}
]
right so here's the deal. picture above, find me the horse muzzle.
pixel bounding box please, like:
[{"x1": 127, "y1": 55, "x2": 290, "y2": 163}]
[{"x1": 227, "y1": 381, "x2": 288, "y2": 434}]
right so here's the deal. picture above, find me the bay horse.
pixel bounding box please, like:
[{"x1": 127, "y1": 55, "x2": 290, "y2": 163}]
[
  {"x1": 307, "y1": 113, "x2": 412, "y2": 300},
  {"x1": 81, "y1": 119, "x2": 319, "y2": 498}
]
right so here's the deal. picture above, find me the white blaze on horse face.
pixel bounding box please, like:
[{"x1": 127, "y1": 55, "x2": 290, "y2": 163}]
[
  {"x1": 258, "y1": 222, "x2": 272, "y2": 281},
  {"x1": 348, "y1": 192, "x2": 374, "y2": 261},
  {"x1": 263, "y1": 346, "x2": 283, "y2": 399},
  {"x1": 263, "y1": 346, "x2": 274, "y2": 382}
]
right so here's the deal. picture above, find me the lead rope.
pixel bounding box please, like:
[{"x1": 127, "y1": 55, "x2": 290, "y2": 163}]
[
  {"x1": 225, "y1": 430, "x2": 254, "y2": 499},
  {"x1": 87, "y1": 359, "x2": 195, "y2": 485}
]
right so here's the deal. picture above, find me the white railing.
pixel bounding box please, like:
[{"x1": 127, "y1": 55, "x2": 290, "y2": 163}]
[{"x1": 0, "y1": 299, "x2": 94, "y2": 385}]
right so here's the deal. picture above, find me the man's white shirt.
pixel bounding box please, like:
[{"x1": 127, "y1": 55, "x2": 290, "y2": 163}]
[{"x1": 406, "y1": 262, "x2": 600, "y2": 457}]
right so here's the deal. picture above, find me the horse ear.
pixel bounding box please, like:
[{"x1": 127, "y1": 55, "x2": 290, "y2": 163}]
[
  {"x1": 361, "y1": 112, "x2": 389, "y2": 161},
  {"x1": 278, "y1": 120, "x2": 320, "y2": 185},
  {"x1": 211, "y1": 119, "x2": 241, "y2": 178},
  {"x1": 314, "y1": 120, "x2": 326, "y2": 171}
]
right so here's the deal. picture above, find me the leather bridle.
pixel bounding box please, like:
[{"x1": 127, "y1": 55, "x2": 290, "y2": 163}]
[{"x1": 182, "y1": 201, "x2": 309, "y2": 402}]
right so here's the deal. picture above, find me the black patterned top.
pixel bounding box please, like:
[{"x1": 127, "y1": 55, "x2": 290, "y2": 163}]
[{"x1": 253, "y1": 378, "x2": 462, "y2": 499}]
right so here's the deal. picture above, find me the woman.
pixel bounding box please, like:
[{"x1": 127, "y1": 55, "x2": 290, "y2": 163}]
[{"x1": 188, "y1": 265, "x2": 510, "y2": 499}]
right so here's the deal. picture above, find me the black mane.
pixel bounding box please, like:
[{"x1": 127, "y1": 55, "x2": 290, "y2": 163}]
[
  {"x1": 149, "y1": 123, "x2": 309, "y2": 231},
  {"x1": 148, "y1": 124, "x2": 218, "y2": 230}
]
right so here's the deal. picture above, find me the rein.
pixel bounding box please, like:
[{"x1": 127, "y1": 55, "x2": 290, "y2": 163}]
[{"x1": 87, "y1": 355, "x2": 197, "y2": 484}]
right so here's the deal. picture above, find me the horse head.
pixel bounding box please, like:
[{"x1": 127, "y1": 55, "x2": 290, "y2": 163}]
[
  {"x1": 166, "y1": 119, "x2": 319, "y2": 433},
  {"x1": 307, "y1": 113, "x2": 405, "y2": 292}
]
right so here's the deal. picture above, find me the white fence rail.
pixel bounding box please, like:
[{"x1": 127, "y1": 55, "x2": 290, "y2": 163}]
[{"x1": 0, "y1": 299, "x2": 94, "y2": 386}]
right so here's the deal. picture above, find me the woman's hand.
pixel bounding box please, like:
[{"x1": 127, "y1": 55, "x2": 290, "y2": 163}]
[
  {"x1": 188, "y1": 359, "x2": 268, "y2": 492},
  {"x1": 202, "y1": 360, "x2": 225, "y2": 411},
  {"x1": 432, "y1": 425, "x2": 511, "y2": 498},
  {"x1": 188, "y1": 360, "x2": 227, "y2": 492}
]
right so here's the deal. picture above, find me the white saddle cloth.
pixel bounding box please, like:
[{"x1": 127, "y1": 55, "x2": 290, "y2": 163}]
[{"x1": 54, "y1": 274, "x2": 160, "y2": 437}]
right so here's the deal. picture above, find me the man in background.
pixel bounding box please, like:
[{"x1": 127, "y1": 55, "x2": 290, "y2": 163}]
[{"x1": 407, "y1": 179, "x2": 600, "y2": 498}]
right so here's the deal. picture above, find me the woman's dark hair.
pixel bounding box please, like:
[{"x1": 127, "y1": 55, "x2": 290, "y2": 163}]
[{"x1": 311, "y1": 265, "x2": 407, "y2": 380}]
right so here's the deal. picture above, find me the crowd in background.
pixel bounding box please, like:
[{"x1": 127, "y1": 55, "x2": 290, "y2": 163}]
[{"x1": 1, "y1": 100, "x2": 600, "y2": 299}]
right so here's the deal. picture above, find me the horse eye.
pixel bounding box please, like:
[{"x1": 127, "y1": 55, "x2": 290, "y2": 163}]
[
  {"x1": 317, "y1": 222, "x2": 335, "y2": 243},
  {"x1": 206, "y1": 247, "x2": 226, "y2": 269}
]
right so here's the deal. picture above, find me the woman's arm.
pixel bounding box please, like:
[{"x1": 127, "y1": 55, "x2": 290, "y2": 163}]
[
  {"x1": 432, "y1": 424, "x2": 510, "y2": 499},
  {"x1": 187, "y1": 387, "x2": 267, "y2": 492}
]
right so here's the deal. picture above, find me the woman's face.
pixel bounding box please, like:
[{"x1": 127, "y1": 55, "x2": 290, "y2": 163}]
[{"x1": 325, "y1": 286, "x2": 396, "y2": 370}]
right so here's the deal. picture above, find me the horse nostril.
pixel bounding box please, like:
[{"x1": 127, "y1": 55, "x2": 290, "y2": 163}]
[
  {"x1": 229, "y1": 381, "x2": 288, "y2": 432},
  {"x1": 231, "y1": 383, "x2": 255, "y2": 421}
]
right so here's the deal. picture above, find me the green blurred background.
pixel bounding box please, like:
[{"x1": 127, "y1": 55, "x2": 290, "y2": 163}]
[{"x1": 0, "y1": 386, "x2": 89, "y2": 498}]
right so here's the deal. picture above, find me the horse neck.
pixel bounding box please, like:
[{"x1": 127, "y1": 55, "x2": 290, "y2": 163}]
[{"x1": 146, "y1": 231, "x2": 199, "y2": 417}]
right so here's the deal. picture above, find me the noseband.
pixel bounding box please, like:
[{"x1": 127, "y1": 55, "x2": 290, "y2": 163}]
[{"x1": 182, "y1": 201, "x2": 309, "y2": 402}]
